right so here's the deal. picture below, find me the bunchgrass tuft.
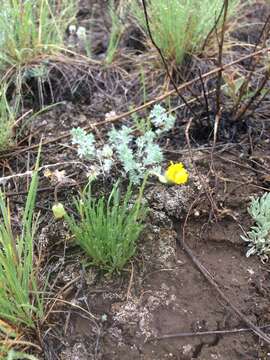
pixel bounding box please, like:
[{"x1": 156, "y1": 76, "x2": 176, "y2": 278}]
[
  {"x1": 0, "y1": 86, "x2": 18, "y2": 151},
  {"x1": 0, "y1": 154, "x2": 44, "y2": 329},
  {"x1": 133, "y1": 0, "x2": 239, "y2": 64},
  {"x1": 65, "y1": 182, "x2": 148, "y2": 273},
  {"x1": 0, "y1": 0, "x2": 76, "y2": 71},
  {"x1": 105, "y1": 0, "x2": 125, "y2": 64}
]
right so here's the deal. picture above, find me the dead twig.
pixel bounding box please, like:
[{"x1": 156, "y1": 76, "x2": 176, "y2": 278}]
[
  {"x1": 0, "y1": 160, "x2": 86, "y2": 185},
  {"x1": 215, "y1": 0, "x2": 228, "y2": 115},
  {"x1": 1, "y1": 47, "x2": 270, "y2": 160},
  {"x1": 234, "y1": 72, "x2": 269, "y2": 122},
  {"x1": 232, "y1": 14, "x2": 270, "y2": 116},
  {"x1": 5, "y1": 179, "x2": 86, "y2": 198},
  {"x1": 201, "y1": 1, "x2": 225, "y2": 51},
  {"x1": 198, "y1": 68, "x2": 211, "y2": 125},
  {"x1": 0, "y1": 339, "x2": 42, "y2": 352},
  {"x1": 126, "y1": 261, "x2": 134, "y2": 300},
  {"x1": 140, "y1": 0, "x2": 199, "y2": 119},
  {"x1": 154, "y1": 324, "x2": 270, "y2": 340},
  {"x1": 209, "y1": 0, "x2": 228, "y2": 174}
]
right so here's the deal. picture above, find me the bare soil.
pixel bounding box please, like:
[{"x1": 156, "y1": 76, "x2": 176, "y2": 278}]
[{"x1": 41, "y1": 145, "x2": 270, "y2": 360}]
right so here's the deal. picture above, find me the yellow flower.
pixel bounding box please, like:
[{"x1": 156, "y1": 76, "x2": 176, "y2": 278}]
[
  {"x1": 52, "y1": 203, "x2": 66, "y2": 219},
  {"x1": 165, "y1": 162, "x2": 189, "y2": 185}
]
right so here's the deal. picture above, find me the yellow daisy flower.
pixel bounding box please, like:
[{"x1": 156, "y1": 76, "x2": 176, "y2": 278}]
[{"x1": 165, "y1": 162, "x2": 189, "y2": 185}]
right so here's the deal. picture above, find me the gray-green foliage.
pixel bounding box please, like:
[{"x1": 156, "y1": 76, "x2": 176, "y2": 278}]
[
  {"x1": 71, "y1": 129, "x2": 96, "y2": 159},
  {"x1": 108, "y1": 125, "x2": 164, "y2": 184},
  {"x1": 242, "y1": 192, "x2": 270, "y2": 258},
  {"x1": 71, "y1": 104, "x2": 175, "y2": 184},
  {"x1": 65, "y1": 182, "x2": 147, "y2": 272},
  {"x1": 133, "y1": 0, "x2": 239, "y2": 64}
]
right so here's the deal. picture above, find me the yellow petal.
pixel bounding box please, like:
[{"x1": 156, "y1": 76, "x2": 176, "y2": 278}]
[{"x1": 165, "y1": 162, "x2": 189, "y2": 185}]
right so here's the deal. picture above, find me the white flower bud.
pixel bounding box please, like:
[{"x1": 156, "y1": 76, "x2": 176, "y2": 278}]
[
  {"x1": 76, "y1": 26, "x2": 87, "y2": 41},
  {"x1": 68, "y1": 24, "x2": 76, "y2": 35}
]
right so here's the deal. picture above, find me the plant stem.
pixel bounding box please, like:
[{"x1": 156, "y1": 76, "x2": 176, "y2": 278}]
[{"x1": 134, "y1": 173, "x2": 148, "y2": 221}]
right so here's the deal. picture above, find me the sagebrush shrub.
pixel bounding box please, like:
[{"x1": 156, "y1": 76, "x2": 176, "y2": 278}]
[
  {"x1": 71, "y1": 104, "x2": 175, "y2": 184},
  {"x1": 242, "y1": 192, "x2": 270, "y2": 258}
]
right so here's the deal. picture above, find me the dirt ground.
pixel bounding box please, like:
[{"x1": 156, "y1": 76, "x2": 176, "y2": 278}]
[
  {"x1": 2, "y1": 0, "x2": 270, "y2": 359},
  {"x1": 36, "y1": 138, "x2": 270, "y2": 360}
]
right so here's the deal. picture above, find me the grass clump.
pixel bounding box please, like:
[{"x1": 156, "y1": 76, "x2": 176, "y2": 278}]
[
  {"x1": 0, "y1": 0, "x2": 76, "y2": 71},
  {"x1": 0, "y1": 158, "x2": 44, "y2": 329},
  {"x1": 242, "y1": 192, "x2": 270, "y2": 258},
  {"x1": 0, "y1": 86, "x2": 18, "y2": 151},
  {"x1": 133, "y1": 0, "x2": 239, "y2": 64},
  {"x1": 65, "y1": 182, "x2": 148, "y2": 273},
  {"x1": 105, "y1": 0, "x2": 125, "y2": 64}
]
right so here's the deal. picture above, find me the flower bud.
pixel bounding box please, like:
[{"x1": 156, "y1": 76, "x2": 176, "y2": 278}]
[{"x1": 52, "y1": 203, "x2": 66, "y2": 219}]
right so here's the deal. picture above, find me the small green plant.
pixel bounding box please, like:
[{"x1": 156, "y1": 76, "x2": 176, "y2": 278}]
[
  {"x1": 5, "y1": 349, "x2": 39, "y2": 360},
  {"x1": 131, "y1": 110, "x2": 151, "y2": 134},
  {"x1": 0, "y1": 0, "x2": 76, "y2": 71},
  {"x1": 71, "y1": 104, "x2": 176, "y2": 184},
  {"x1": 0, "y1": 321, "x2": 39, "y2": 359},
  {"x1": 241, "y1": 192, "x2": 270, "y2": 258},
  {"x1": 65, "y1": 181, "x2": 148, "y2": 272},
  {"x1": 222, "y1": 72, "x2": 246, "y2": 105},
  {"x1": 0, "y1": 86, "x2": 18, "y2": 151},
  {"x1": 76, "y1": 26, "x2": 92, "y2": 58},
  {"x1": 105, "y1": 0, "x2": 125, "y2": 64},
  {"x1": 133, "y1": 0, "x2": 239, "y2": 64},
  {"x1": 222, "y1": 71, "x2": 268, "y2": 111},
  {"x1": 0, "y1": 155, "x2": 44, "y2": 328}
]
